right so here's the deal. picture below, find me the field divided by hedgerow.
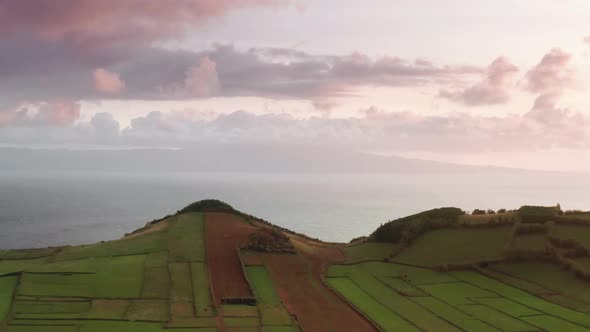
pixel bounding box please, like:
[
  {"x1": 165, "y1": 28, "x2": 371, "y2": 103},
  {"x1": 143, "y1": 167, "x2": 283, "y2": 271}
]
[
  {"x1": 327, "y1": 262, "x2": 590, "y2": 332},
  {"x1": 0, "y1": 212, "x2": 225, "y2": 331}
]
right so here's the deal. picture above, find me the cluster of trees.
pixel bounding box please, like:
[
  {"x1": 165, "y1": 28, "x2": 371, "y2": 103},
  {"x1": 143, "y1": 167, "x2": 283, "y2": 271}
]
[
  {"x1": 471, "y1": 208, "x2": 508, "y2": 215},
  {"x1": 178, "y1": 199, "x2": 237, "y2": 214},
  {"x1": 370, "y1": 207, "x2": 464, "y2": 244}
]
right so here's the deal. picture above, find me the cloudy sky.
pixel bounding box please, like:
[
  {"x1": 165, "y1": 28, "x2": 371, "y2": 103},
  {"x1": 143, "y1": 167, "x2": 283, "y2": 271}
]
[{"x1": 2, "y1": 0, "x2": 590, "y2": 171}]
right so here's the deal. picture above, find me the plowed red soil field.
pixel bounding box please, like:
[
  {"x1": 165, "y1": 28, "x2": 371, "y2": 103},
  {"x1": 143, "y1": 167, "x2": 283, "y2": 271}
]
[
  {"x1": 205, "y1": 212, "x2": 257, "y2": 303},
  {"x1": 243, "y1": 232, "x2": 377, "y2": 331}
]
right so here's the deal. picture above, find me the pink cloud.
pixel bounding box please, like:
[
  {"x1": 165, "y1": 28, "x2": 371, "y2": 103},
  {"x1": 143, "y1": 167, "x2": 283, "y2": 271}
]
[
  {"x1": 585, "y1": 36, "x2": 590, "y2": 45},
  {"x1": 93, "y1": 68, "x2": 126, "y2": 94},
  {"x1": 439, "y1": 57, "x2": 518, "y2": 106},
  {"x1": 525, "y1": 48, "x2": 574, "y2": 94},
  {"x1": 0, "y1": 0, "x2": 287, "y2": 46},
  {"x1": 0, "y1": 100, "x2": 80, "y2": 127},
  {"x1": 158, "y1": 57, "x2": 220, "y2": 98},
  {"x1": 184, "y1": 57, "x2": 220, "y2": 97},
  {"x1": 34, "y1": 100, "x2": 81, "y2": 126}
]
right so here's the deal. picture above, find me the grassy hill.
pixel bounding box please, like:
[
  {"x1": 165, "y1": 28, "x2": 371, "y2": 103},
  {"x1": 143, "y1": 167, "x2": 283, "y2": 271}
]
[{"x1": 2, "y1": 202, "x2": 590, "y2": 331}]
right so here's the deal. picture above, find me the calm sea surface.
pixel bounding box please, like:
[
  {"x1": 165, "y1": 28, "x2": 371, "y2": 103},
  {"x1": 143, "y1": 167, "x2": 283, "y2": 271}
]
[{"x1": 1, "y1": 171, "x2": 588, "y2": 249}]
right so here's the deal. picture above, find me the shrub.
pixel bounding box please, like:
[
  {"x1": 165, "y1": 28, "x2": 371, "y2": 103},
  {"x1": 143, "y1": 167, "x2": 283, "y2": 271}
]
[
  {"x1": 497, "y1": 208, "x2": 507, "y2": 214},
  {"x1": 472, "y1": 209, "x2": 486, "y2": 215}
]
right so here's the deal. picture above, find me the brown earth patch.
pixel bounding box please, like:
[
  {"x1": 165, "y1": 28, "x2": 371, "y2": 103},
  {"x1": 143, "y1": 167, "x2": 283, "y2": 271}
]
[
  {"x1": 206, "y1": 212, "x2": 258, "y2": 304},
  {"x1": 251, "y1": 245, "x2": 377, "y2": 331}
]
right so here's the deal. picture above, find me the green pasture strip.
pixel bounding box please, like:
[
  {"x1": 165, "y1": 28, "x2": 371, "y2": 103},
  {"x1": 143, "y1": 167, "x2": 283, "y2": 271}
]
[
  {"x1": 479, "y1": 267, "x2": 556, "y2": 296},
  {"x1": 245, "y1": 266, "x2": 281, "y2": 306},
  {"x1": 245, "y1": 266, "x2": 296, "y2": 328},
  {"x1": 0, "y1": 276, "x2": 18, "y2": 324},
  {"x1": 169, "y1": 262, "x2": 193, "y2": 303},
  {"x1": 544, "y1": 295, "x2": 590, "y2": 313},
  {"x1": 451, "y1": 270, "x2": 590, "y2": 328},
  {"x1": 261, "y1": 327, "x2": 299, "y2": 332},
  {"x1": 1, "y1": 248, "x2": 60, "y2": 260},
  {"x1": 8, "y1": 319, "x2": 214, "y2": 332},
  {"x1": 13, "y1": 313, "x2": 83, "y2": 319},
  {"x1": 5, "y1": 326, "x2": 78, "y2": 332},
  {"x1": 222, "y1": 305, "x2": 258, "y2": 317},
  {"x1": 82, "y1": 299, "x2": 130, "y2": 319},
  {"x1": 55, "y1": 231, "x2": 167, "y2": 261},
  {"x1": 410, "y1": 296, "x2": 500, "y2": 332},
  {"x1": 126, "y1": 299, "x2": 169, "y2": 322},
  {"x1": 326, "y1": 265, "x2": 353, "y2": 277},
  {"x1": 259, "y1": 305, "x2": 292, "y2": 326},
  {"x1": 190, "y1": 262, "x2": 215, "y2": 317},
  {"x1": 14, "y1": 296, "x2": 88, "y2": 302},
  {"x1": 474, "y1": 297, "x2": 541, "y2": 317},
  {"x1": 168, "y1": 213, "x2": 206, "y2": 262},
  {"x1": 328, "y1": 261, "x2": 457, "y2": 284},
  {"x1": 343, "y1": 242, "x2": 397, "y2": 263},
  {"x1": 25, "y1": 257, "x2": 109, "y2": 274},
  {"x1": 12, "y1": 300, "x2": 90, "y2": 314},
  {"x1": 227, "y1": 328, "x2": 258, "y2": 332},
  {"x1": 458, "y1": 304, "x2": 538, "y2": 332},
  {"x1": 418, "y1": 282, "x2": 497, "y2": 306},
  {"x1": 166, "y1": 317, "x2": 217, "y2": 328},
  {"x1": 142, "y1": 252, "x2": 170, "y2": 299},
  {"x1": 554, "y1": 225, "x2": 590, "y2": 249},
  {"x1": 396, "y1": 227, "x2": 512, "y2": 266},
  {"x1": 0, "y1": 258, "x2": 48, "y2": 276},
  {"x1": 522, "y1": 315, "x2": 590, "y2": 332},
  {"x1": 348, "y1": 270, "x2": 461, "y2": 332},
  {"x1": 492, "y1": 261, "x2": 590, "y2": 305},
  {"x1": 389, "y1": 263, "x2": 458, "y2": 285},
  {"x1": 19, "y1": 255, "x2": 145, "y2": 298},
  {"x1": 327, "y1": 277, "x2": 420, "y2": 332},
  {"x1": 223, "y1": 317, "x2": 259, "y2": 328},
  {"x1": 377, "y1": 276, "x2": 426, "y2": 296}
]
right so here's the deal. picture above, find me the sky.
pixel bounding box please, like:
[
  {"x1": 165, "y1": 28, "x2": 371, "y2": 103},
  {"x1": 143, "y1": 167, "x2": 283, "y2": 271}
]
[{"x1": 1, "y1": 0, "x2": 590, "y2": 171}]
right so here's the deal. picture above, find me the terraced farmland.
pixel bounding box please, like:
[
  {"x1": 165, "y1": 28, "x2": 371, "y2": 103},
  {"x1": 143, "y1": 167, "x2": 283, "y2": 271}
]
[
  {"x1": 327, "y1": 262, "x2": 590, "y2": 332},
  {"x1": 3, "y1": 201, "x2": 590, "y2": 331}
]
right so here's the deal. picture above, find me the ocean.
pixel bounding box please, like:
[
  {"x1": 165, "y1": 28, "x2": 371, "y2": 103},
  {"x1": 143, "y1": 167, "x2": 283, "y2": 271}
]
[{"x1": 0, "y1": 171, "x2": 588, "y2": 249}]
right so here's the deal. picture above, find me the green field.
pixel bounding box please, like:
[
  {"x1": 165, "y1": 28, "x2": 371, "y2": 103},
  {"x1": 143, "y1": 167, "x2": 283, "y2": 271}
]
[
  {"x1": 0, "y1": 211, "x2": 222, "y2": 331},
  {"x1": 0, "y1": 277, "x2": 18, "y2": 324},
  {"x1": 492, "y1": 261, "x2": 590, "y2": 306},
  {"x1": 245, "y1": 265, "x2": 297, "y2": 329},
  {"x1": 328, "y1": 261, "x2": 590, "y2": 332},
  {"x1": 343, "y1": 242, "x2": 397, "y2": 263},
  {"x1": 395, "y1": 227, "x2": 513, "y2": 266},
  {"x1": 553, "y1": 225, "x2": 590, "y2": 249},
  {"x1": 510, "y1": 233, "x2": 548, "y2": 251}
]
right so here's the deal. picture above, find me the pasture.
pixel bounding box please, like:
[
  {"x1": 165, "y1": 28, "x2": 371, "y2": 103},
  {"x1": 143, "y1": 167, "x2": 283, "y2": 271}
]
[{"x1": 327, "y1": 262, "x2": 590, "y2": 332}]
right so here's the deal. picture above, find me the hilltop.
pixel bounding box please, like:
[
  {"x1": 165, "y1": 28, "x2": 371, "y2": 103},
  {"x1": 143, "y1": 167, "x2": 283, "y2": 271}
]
[{"x1": 1, "y1": 201, "x2": 590, "y2": 331}]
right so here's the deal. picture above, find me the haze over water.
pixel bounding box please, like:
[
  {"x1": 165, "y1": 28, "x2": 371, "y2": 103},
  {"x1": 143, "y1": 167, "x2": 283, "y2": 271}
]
[{"x1": 1, "y1": 170, "x2": 587, "y2": 249}]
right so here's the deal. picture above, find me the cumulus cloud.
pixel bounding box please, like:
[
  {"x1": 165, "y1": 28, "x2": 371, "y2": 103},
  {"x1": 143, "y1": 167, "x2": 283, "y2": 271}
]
[
  {"x1": 158, "y1": 57, "x2": 220, "y2": 97},
  {"x1": 93, "y1": 68, "x2": 126, "y2": 94},
  {"x1": 525, "y1": 48, "x2": 574, "y2": 94},
  {"x1": 439, "y1": 57, "x2": 518, "y2": 106},
  {"x1": 0, "y1": 100, "x2": 80, "y2": 127},
  {"x1": 2, "y1": 102, "x2": 590, "y2": 152}
]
